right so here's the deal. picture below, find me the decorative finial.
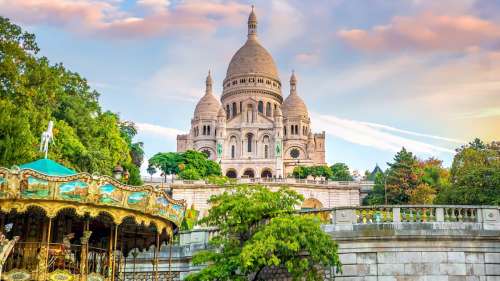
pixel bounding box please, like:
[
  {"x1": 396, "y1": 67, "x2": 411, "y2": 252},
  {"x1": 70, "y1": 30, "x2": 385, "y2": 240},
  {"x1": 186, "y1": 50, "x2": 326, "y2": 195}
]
[
  {"x1": 290, "y1": 70, "x2": 297, "y2": 94},
  {"x1": 205, "y1": 69, "x2": 213, "y2": 95},
  {"x1": 248, "y1": 5, "x2": 257, "y2": 38},
  {"x1": 40, "y1": 121, "x2": 54, "y2": 159}
]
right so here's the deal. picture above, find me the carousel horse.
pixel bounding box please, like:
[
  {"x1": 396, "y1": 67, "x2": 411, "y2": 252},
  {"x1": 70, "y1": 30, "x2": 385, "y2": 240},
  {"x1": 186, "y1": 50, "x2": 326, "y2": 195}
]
[{"x1": 39, "y1": 121, "x2": 54, "y2": 158}]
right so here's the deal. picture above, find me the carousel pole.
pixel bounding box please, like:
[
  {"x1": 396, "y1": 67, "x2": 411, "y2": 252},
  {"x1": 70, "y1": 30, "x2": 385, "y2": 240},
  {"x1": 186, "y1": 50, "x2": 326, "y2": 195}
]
[
  {"x1": 108, "y1": 225, "x2": 114, "y2": 281},
  {"x1": 168, "y1": 235, "x2": 172, "y2": 280},
  {"x1": 154, "y1": 230, "x2": 160, "y2": 281},
  {"x1": 112, "y1": 224, "x2": 118, "y2": 281},
  {"x1": 46, "y1": 217, "x2": 52, "y2": 270}
]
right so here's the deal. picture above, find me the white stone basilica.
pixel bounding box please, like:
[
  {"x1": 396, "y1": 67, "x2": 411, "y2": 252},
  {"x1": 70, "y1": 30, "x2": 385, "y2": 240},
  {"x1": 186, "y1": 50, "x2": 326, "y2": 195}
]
[{"x1": 177, "y1": 8, "x2": 326, "y2": 178}]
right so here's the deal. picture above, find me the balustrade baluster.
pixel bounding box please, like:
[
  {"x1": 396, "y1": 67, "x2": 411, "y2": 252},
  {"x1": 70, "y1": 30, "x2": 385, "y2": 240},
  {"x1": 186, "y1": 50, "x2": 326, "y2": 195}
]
[{"x1": 457, "y1": 208, "x2": 463, "y2": 222}]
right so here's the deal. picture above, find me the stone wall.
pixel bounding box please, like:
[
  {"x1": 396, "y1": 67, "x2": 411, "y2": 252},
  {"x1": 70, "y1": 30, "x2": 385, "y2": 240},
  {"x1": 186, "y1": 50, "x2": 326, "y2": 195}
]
[{"x1": 128, "y1": 206, "x2": 500, "y2": 281}]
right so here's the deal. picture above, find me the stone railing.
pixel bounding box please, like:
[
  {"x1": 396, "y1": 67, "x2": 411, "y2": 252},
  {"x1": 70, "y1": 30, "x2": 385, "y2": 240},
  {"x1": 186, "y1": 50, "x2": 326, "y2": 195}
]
[
  {"x1": 143, "y1": 177, "x2": 373, "y2": 189},
  {"x1": 298, "y1": 205, "x2": 500, "y2": 226}
]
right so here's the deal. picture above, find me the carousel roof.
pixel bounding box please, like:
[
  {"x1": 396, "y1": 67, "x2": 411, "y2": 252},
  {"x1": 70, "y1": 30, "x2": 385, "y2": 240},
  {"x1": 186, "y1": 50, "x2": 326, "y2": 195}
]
[{"x1": 19, "y1": 158, "x2": 76, "y2": 176}]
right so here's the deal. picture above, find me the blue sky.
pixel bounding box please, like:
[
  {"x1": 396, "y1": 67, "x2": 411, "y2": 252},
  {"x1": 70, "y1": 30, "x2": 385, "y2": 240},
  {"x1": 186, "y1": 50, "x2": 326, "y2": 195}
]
[{"x1": 1, "y1": 0, "x2": 499, "y2": 175}]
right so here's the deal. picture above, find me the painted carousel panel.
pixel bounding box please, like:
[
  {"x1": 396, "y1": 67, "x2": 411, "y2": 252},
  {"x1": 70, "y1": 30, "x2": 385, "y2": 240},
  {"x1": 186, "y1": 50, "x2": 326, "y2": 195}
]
[
  {"x1": 57, "y1": 181, "x2": 89, "y2": 201},
  {"x1": 22, "y1": 176, "x2": 50, "y2": 198}
]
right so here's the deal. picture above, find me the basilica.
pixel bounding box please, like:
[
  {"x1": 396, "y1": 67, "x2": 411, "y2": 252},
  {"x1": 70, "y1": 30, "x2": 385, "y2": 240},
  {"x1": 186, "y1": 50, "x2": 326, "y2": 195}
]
[{"x1": 176, "y1": 8, "x2": 326, "y2": 178}]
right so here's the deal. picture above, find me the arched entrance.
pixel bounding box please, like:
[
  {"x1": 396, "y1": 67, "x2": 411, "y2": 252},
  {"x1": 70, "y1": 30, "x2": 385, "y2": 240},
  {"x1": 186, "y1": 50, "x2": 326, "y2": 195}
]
[
  {"x1": 226, "y1": 169, "x2": 237, "y2": 179},
  {"x1": 261, "y1": 169, "x2": 272, "y2": 178},
  {"x1": 301, "y1": 198, "x2": 323, "y2": 210},
  {"x1": 242, "y1": 169, "x2": 255, "y2": 178}
]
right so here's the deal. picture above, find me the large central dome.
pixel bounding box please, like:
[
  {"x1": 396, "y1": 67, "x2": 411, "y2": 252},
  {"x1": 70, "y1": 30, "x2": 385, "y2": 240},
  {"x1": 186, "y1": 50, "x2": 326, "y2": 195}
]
[
  {"x1": 226, "y1": 38, "x2": 279, "y2": 80},
  {"x1": 224, "y1": 8, "x2": 279, "y2": 81}
]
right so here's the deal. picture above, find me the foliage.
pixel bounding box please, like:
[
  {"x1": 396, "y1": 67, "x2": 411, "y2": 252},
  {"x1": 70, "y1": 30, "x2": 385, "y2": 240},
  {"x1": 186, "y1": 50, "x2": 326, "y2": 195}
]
[
  {"x1": 146, "y1": 165, "x2": 156, "y2": 181},
  {"x1": 181, "y1": 206, "x2": 200, "y2": 231},
  {"x1": 363, "y1": 171, "x2": 386, "y2": 205},
  {"x1": 185, "y1": 185, "x2": 341, "y2": 281},
  {"x1": 383, "y1": 147, "x2": 419, "y2": 204},
  {"x1": 292, "y1": 166, "x2": 309, "y2": 178},
  {"x1": 292, "y1": 165, "x2": 335, "y2": 180},
  {"x1": 329, "y1": 163, "x2": 353, "y2": 181},
  {"x1": 148, "y1": 150, "x2": 221, "y2": 180},
  {"x1": 0, "y1": 17, "x2": 139, "y2": 177},
  {"x1": 408, "y1": 183, "x2": 436, "y2": 204},
  {"x1": 435, "y1": 139, "x2": 500, "y2": 205}
]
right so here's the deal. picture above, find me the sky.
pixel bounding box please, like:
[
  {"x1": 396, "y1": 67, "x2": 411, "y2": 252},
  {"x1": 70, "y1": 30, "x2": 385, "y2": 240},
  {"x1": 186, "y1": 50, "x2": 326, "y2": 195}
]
[{"x1": 1, "y1": 0, "x2": 499, "y2": 175}]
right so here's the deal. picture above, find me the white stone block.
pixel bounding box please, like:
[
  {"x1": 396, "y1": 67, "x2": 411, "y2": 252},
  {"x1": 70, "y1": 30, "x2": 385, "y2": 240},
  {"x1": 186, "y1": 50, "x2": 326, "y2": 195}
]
[
  {"x1": 465, "y1": 253, "x2": 484, "y2": 263},
  {"x1": 378, "y1": 277, "x2": 397, "y2": 281},
  {"x1": 341, "y1": 264, "x2": 370, "y2": 276},
  {"x1": 486, "y1": 264, "x2": 500, "y2": 275},
  {"x1": 378, "y1": 264, "x2": 405, "y2": 276},
  {"x1": 440, "y1": 264, "x2": 466, "y2": 275},
  {"x1": 485, "y1": 253, "x2": 500, "y2": 263},
  {"x1": 398, "y1": 252, "x2": 422, "y2": 263},
  {"x1": 466, "y1": 263, "x2": 485, "y2": 275},
  {"x1": 378, "y1": 252, "x2": 397, "y2": 264},
  {"x1": 405, "y1": 263, "x2": 424, "y2": 275},
  {"x1": 487, "y1": 277, "x2": 500, "y2": 281},
  {"x1": 466, "y1": 277, "x2": 480, "y2": 281},
  {"x1": 422, "y1": 252, "x2": 447, "y2": 263},
  {"x1": 425, "y1": 276, "x2": 448, "y2": 281},
  {"x1": 339, "y1": 253, "x2": 357, "y2": 264},
  {"x1": 357, "y1": 252, "x2": 377, "y2": 264},
  {"x1": 449, "y1": 277, "x2": 466, "y2": 281},
  {"x1": 448, "y1": 252, "x2": 465, "y2": 263},
  {"x1": 423, "y1": 263, "x2": 441, "y2": 275}
]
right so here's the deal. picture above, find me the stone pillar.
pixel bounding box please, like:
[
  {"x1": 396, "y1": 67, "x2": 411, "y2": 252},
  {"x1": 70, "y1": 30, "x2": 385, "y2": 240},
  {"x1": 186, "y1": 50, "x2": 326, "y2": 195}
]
[
  {"x1": 393, "y1": 207, "x2": 401, "y2": 223},
  {"x1": 436, "y1": 208, "x2": 444, "y2": 222}
]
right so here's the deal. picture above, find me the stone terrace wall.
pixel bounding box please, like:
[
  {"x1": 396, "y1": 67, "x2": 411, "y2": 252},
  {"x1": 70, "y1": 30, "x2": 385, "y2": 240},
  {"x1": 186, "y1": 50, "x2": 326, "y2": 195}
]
[{"x1": 130, "y1": 205, "x2": 500, "y2": 281}]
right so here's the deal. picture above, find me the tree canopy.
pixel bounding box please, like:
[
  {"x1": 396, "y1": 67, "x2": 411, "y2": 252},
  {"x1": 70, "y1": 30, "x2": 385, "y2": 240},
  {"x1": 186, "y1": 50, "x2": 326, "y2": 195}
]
[
  {"x1": 0, "y1": 17, "x2": 141, "y2": 183},
  {"x1": 330, "y1": 163, "x2": 354, "y2": 181},
  {"x1": 185, "y1": 185, "x2": 341, "y2": 281},
  {"x1": 148, "y1": 150, "x2": 221, "y2": 180},
  {"x1": 292, "y1": 164, "x2": 353, "y2": 181},
  {"x1": 435, "y1": 139, "x2": 499, "y2": 205}
]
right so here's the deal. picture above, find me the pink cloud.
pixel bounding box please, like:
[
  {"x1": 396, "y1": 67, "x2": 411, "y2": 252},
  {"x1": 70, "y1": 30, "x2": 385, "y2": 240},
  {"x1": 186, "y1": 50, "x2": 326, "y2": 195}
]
[
  {"x1": 338, "y1": 13, "x2": 500, "y2": 52},
  {"x1": 0, "y1": 0, "x2": 248, "y2": 39},
  {"x1": 295, "y1": 52, "x2": 319, "y2": 65}
]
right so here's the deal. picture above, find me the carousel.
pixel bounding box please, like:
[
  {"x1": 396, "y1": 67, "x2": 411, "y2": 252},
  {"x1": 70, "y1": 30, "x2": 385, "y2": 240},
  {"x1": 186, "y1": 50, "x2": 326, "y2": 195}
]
[{"x1": 0, "y1": 156, "x2": 186, "y2": 281}]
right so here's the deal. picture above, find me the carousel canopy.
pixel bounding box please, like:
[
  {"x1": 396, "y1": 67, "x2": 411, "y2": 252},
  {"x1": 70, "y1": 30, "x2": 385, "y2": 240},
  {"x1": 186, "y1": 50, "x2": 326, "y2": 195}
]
[{"x1": 19, "y1": 158, "x2": 76, "y2": 176}]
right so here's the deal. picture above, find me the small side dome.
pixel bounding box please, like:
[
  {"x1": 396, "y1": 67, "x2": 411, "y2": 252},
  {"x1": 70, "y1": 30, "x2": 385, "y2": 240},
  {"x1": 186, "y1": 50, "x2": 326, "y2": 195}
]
[
  {"x1": 282, "y1": 71, "x2": 308, "y2": 118},
  {"x1": 194, "y1": 71, "x2": 221, "y2": 119}
]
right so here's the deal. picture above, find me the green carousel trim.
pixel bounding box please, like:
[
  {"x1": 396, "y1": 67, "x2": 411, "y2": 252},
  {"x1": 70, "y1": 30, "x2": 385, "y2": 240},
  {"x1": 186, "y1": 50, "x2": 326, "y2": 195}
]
[{"x1": 0, "y1": 166, "x2": 186, "y2": 229}]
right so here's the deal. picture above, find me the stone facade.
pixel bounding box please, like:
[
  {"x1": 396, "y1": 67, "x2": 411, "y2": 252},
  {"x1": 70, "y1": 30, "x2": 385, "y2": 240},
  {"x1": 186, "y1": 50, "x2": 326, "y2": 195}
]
[
  {"x1": 176, "y1": 8, "x2": 325, "y2": 179},
  {"x1": 166, "y1": 179, "x2": 364, "y2": 216}
]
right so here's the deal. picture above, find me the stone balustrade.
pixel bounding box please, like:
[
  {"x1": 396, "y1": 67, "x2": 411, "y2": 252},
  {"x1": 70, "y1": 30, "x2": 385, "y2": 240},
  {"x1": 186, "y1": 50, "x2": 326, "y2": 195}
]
[{"x1": 143, "y1": 177, "x2": 374, "y2": 189}]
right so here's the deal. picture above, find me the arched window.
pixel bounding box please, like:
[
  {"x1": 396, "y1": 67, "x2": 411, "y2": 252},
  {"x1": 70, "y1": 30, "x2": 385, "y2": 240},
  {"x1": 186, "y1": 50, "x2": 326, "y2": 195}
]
[
  {"x1": 264, "y1": 145, "x2": 268, "y2": 158},
  {"x1": 258, "y1": 101, "x2": 264, "y2": 113},
  {"x1": 203, "y1": 126, "x2": 206, "y2": 135},
  {"x1": 207, "y1": 126, "x2": 210, "y2": 135},
  {"x1": 247, "y1": 133, "x2": 253, "y2": 152},
  {"x1": 295, "y1": 125, "x2": 299, "y2": 135},
  {"x1": 232, "y1": 102, "x2": 237, "y2": 118},
  {"x1": 226, "y1": 104, "x2": 230, "y2": 119},
  {"x1": 266, "y1": 102, "x2": 271, "y2": 117},
  {"x1": 284, "y1": 127, "x2": 287, "y2": 136},
  {"x1": 231, "y1": 145, "x2": 235, "y2": 159},
  {"x1": 290, "y1": 125, "x2": 294, "y2": 135}
]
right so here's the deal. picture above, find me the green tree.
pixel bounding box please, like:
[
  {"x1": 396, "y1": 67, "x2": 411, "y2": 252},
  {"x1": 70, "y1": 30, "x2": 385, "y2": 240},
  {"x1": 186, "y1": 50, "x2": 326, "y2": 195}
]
[
  {"x1": 363, "y1": 171, "x2": 386, "y2": 205},
  {"x1": 292, "y1": 166, "x2": 309, "y2": 178},
  {"x1": 185, "y1": 185, "x2": 341, "y2": 281},
  {"x1": 148, "y1": 150, "x2": 221, "y2": 180},
  {"x1": 385, "y1": 147, "x2": 419, "y2": 204},
  {"x1": 309, "y1": 165, "x2": 333, "y2": 179},
  {"x1": 435, "y1": 139, "x2": 500, "y2": 205},
  {"x1": 147, "y1": 165, "x2": 157, "y2": 181},
  {"x1": 329, "y1": 163, "x2": 353, "y2": 181},
  {"x1": 0, "y1": 17, "x2": 136, "y2": 177}
]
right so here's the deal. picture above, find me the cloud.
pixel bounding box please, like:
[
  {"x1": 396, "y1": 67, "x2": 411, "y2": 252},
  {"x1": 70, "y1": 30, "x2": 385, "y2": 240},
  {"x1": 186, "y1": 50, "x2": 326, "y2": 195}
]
[
  {"x1": 0, "y1": 0, "x2": 249, "y2": 39},
  {"x1": 311, "y1": 113, "x2": 458, "y2": 155},
  {"x1": 294, "y1": 52, "x2": 320, "y2": 65},
  {"x1": 136, "y1": 122, "x2": 184, "y2": 138},
  {"x1": 338, "y1": 12, "x2": 500, "y2": 52},
  {"x1": 455, "y1": 107, "x2": 500, "y2": 119}
]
